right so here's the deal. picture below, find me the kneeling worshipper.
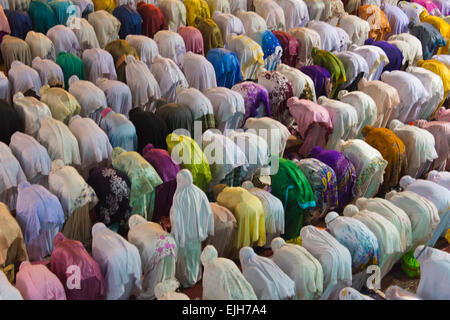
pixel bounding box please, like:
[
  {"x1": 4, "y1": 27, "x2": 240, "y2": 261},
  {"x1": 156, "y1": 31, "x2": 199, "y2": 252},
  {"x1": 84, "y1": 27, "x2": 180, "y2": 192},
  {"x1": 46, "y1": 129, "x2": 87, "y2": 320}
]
[
  {"x1": 270, "y1": 157, "x2": 315, "y2": 240},
  {"x1": 427, "y1": 170, "x2": 450, "y2": 190},
  {"x1": 244, "y1": 117, "x2": 290, "y2": 157},
  {"x1": 271, "y1": 237, "x2": 323, "y2": 300},
  {"x1": 254, "y1": 0, "x2": 285, "y2": 31},
  {"x1": 194, "y1": 16, "x2": 223, "y2": 56},
  {"x1": 111, "y1": 147, "x2": 163, "y2": 219},
  {"x1": 154, "y1": 279, "x2": 190, "y2": 300},
  {"x1": 36, "y1": 116, "x2": 81, "y2": 167},
  {"x1": 28, "y1": 0, "x2": 58, "y2": 35},
  {"x1": 15, "y1": 261, "x2": 66, "y2": 300},
  {"x1": 96, "y1": 78, "x2": 132, "y2": 116},
  {"x1": 24, "y1": 32, "x2": 52, "y2": 58},
  {"x1": 31, "y1": 57, "x2": 64, "y2": 88},
  {"x1": 125, "y1": 35, "x2": 159, "y2": 71},
  {"x1": 137, "y1": 2, "x2": 165, "y2": 38},
  {"x1": 414, "y1": 245, "x2": 450, "y2": 300},
  {"x1": 206, "y1": 48, "x2": 242, "y2": 88},
  {"x1": 55, "y1": 52, "x2": 85, "y2": 91},
  {"x1": 154, "y1": 30, "x2": 186, "y2": 68},
  {"x1": 152, "y1": 55, "x2": 189, "y2": 103},
  {"x1": 87, "y1": 167, "x2": 131, "y2": 230},
  {"x1": 112, "y1": 5, "x2": 143, "y2": 39},
  {"x1": 214, "y1": 185, "x2": 266, "y2": 255},
  {"x1": 81, "y1": 48, "x2": 117, "y2": 84},
  {"x1": 249, "y1": 30, "x2": 282, "y2": 72},
  {"x1": 68, "y1": 115, "x2": 112, "y2": 178},
  {"x1": 335, "y1": 139, "x2": 388, "y2": 198},
  {"x1": 15, "y1": 181, "x2": 64, "y2": 261},
  {"x1": 182, "y1": 52, "x2": 217, "y2": 92},
  {"x1": 399, "y1": 176, "x2": 450, "y2": 247},
  {"x1": 0, "y1": 271, "x2": 23, "y2": 300},
  {"x1": 170, "y1": 169, "x2": 214, "y2": 288},
  {"x1": 436, "y1": 107, "x2": 450, "y2": 122},
  {"x1": 362, "y1": 125, "x2": 408, "y2": 193},
  {"x1": 99, "y1": 108, "x2": 137, "y2": 151},
  {"x1": 48, "y1": 160, "x2": 98, "y2": 246},
  {"x1": 88, "y1": 10, "x2": 120, "y2": 49},
  {"x1": 39, "y1": 85, "x2": 81, "y2": 124},
  {"x1": 204, "y1": 202, "x2": 237, "y2": 258},
  {"x1": 66, "y1": 16, "x2": 101, "y2": 51},
  {"x1": 46, "y1": 25, "x2": 82, "y2": 57},
  {"x1": 0, "y1": 142, "x2": 27, "y2": 210},
  {"x1": 91, "y1": 223, "x2": 142, "y2": 300},
  {"x1": 176, "y1": 86, "x2": 215, "y2": 133},
  {"x1": 127, "y1": 215, "x2": 177, "y2": 300},
  {"x1": 0, "y1": 99, "x2": 24, "y2": 145},
  {"x1": 212, "y1": 11, "x2": 245, "y2": 42},
  {"x1": 0, "y1": 202, "x2": 28, "y2": 271},
  {"x1": 300, "y1": 225, "x2": 352, "y2": 300},
  {"x1": 343, "y1": 204, "x2": 402, "y2": 278},
  {"x1": 158, "y1": 0, "x2": 187, "y2": 32},
  {"x1": 0, "y1": 35, "x2": 32, "y2": 72},
  {"x1": 128, "y1": 107, "x2": 168, "y2": 153},
  {"x1": 5, "y1": 9, "x2": 32, "y2": 41},
  {"x1": 8, "y1": 61, "x2": 41, "y2": 98},
  {"x1": 104, "y1": 39, "x2": 139, "y2": 83},
  {"x1": 325, "y1": 211, "x2": 379, "y2": 289},
  {"x1": 389, "y1": 120, "x2": 438, "y2": 178},
  {"x1": 166, "y1": 133, "x2": 212, "y2": 190},
  {"x1": 231, "y1": 81, "x2": 270, "y2": 120},
  {"x1": 50, "y1": 233, "x2": 105, "y2": 300},
  {"x1": 241, "y1": 181, "x2": 284, "y2": 246},
  {"x1": 154, "y1": 100, "x2": 194, "y2": 137},
  {"x1": 226, "y1": 34, "x2": 264, "y2": 81},
  {"x1": 239, "y1": 246, "x2": 295, "y2": 300},
  {"x1": 201, "y1": 245, "x2": 257, "y2": 300},
  {"x1": 10, "y1": 96, "x2": 49, "y2": 139},
  {"x1": 310, "y1": 146, "x2": 356, "y2": 210},
  {"x1": 142, "y1": 143, "x2": 180, "y2": 223}
]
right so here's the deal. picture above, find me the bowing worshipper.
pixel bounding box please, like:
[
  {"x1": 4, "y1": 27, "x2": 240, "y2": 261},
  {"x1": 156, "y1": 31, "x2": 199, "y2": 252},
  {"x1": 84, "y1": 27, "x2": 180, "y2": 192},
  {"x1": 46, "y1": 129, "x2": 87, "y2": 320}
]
[
  {"x1": 287, "y1": 98, "x2": 332, "y2": 157},
  {"x1": 158, "y1": 0, "x2": 186, "y2": 32},
  {"x1": 99, "y1": 108, "x2": 137, "y2": 151},
  {"x1": 39, "y1": 86, "x2": 81, "y2": 124},
  {"x1": 389, "y1": 33, "x2": 423, "y2": 65},
  {"x1": 128, "y1": 107, "x2": 168, "y2": 153},
  {"x1": 154, "y1": 100, "x2": 194, "y2": 136},
  {"x1": 7, "y1": 61, "x2": 41, "y2": 98},
  {"x1": 46, "y1": 25, "x2": 82, "y2": 58},
  {"x1": 9, "y1": 132, "x2": 51, "y2": 186},
  {"x1": 399, "y1": 175, "x2": 450, "y2": 247},
  {"x1": 176, "y1": 87, "x2": 215, "y2": 132},
  {"x1": 48, "y1": 0, "x2": 76, "y2": 25},
  {"x1": 277, "y1": 0, "x2": 309, "y2": 30},
  {"x1": 212, "y1": 11, "x2": 245, "y2": 42},
  {"x1": 419, "y1": 10, "x2": 450, "y2": 55},
  {"x1": 203, "y1": 87, "x2": 245, "y2": 132},
  {"x1": 288, "y1": 27, "x2": 321, "y2": 66},
  {"x1": 182, "y1": 52, "x2": 217, "y2": 92},
  {"x1": 104, "y1": 39, "x2": 139, "y2": 83},
  {"x1": 32, "y1": 57, "x2": 64, "y2": 88},
  {"x1": 358, "y1": 4, "x2": 390, "y2": 41},
  {"x1": 88, "y1": 10, "x2": 121, "y2": 49},
  {"x1": 406, "y1": 66, "x2": 444, "y2": 120},
  {"x1": 12, "y1": 92, "x2": 51, "y2": 138},
  {"x1": 25, "y1": 32, "x2": 55, "y2": 61},
  {"x1": 178, "y1": 26, "x2": 204, "y2": 56},
  {"x1": 166, "y1": 133, "x2": 212, "y2": 190},
  {"x1": 362, "y1": 126, "x2": 408, "y2": 193},
  {"x1": 154, "y1": 279, "x2": 189, "y2": 300},
  {"x1": 256, "y1": 70, "x2": 293, "y2": 124},
  {"x1": 410, "y1": 22, "x2": 446, "y2": 60},
  {"x1": 91, "y1": 223, "x2": 142, "y2": 300},
  {"x1": 70, "y1": 0, "x2": 94, "y2": 17},
  {"x1": 380, "y1": 3, "x2": 409, "y2": 38},
  {"x1": 204, "y1": 202, "x2": 237, "y2": 258},
  {"x1": 112, "y1": 4, "x2": 142, "y2": 39},
  {"x1": 253, "y1": 0, "x2": 285, "y2": 31},
  {"x1": 389, "y1": 120, "x2": 438, "y2": 178},
  {"x1": 4, "y1": 9, "x2": 31, "y2": 41},
  {"x1": 111, "y1": 147, "x2": 163, "y2": 219},
  {"x1": 436, "y1": 107, "x2": 450, "y2": 122},
  {"x1": 276, "y1": 64, "x2": 316, "y2": 101},
  {"x1": 249, "y1": 30, "x2": 283, "y2": 72},
  {"x1": 270, "y1": 237, "x2": 323, "y2": 300},
  {"x1": 170, "y1": 169, "x2": 214, "y2": 288},
  {"x1": 348, "y1": 44, "x2": 389, "y2": 81},
  {"x1": 68, "y1": 115, "x2": 112, "y2": 178},
  {"x1": 334, "y1": 51, "x2": 369, "y2": 92},
  {"x1": 153, "y1": 30, "x2": 186, "y2": 68},
  {"x1": 0, "y1": 100, "x2": 24, "y2": 146},
  {"x1": 92, "y1": 0, "x2": 115, "y2": 12},
  {"x1": 0, "y1": 142, "x2": 26, "y2": 210},
  {"x1": 206, "y1": 0, "x2": 230, "y2": 15},
  {"x1": 125, "y1": 35, "x2": 158, "y2": 71},
  {"x1": 136, "y1": 2, "x2": 164, "y2": 38},
  {"x1": 201, "y1": 245, "x2": 257, "y2": 300},
  {"x1": 311, "y1": 48, "x2": 346, "y2": 99},
  {"x1": 316, "y1": 96, "x2": 358, "y2": 150},
  {"x1": 239, "y1": 246, "x2": 295, "y2": 300},
  {"x1": 87, "y1": 167, "x2": 131, "y2": 230},
  {"x1": 357, "y1": 78, "x2": 400, "y2": 128},
  {"x1": 427, "y1": 170, "x2": 450, "y2": 190},
  {"x1": 241, "y1": 181, "x2": 284, "y2": 245},
  {"x1": 414, "y1": 245, "x2": 450, "y2": 300},
  {"x1": 417, "y1": 59, "x2": 450, "y2": 109},
  {"x1": 414, "y1": 119, "x2": 450, "y2": 170},
  {"x1": 142, "y1": 143, "x2": 180, "y2": 223},
  {"x1": 385, "y1": 39, "x2": 416, "y2": 69},
  {"x1": 335, "y1": 139, "x2": 387, "y2": 198},
  {"x1": 48, "y1": 160, "x2": 98, "y2": 246},
  {"x1": 214, "y1": 184, "x2": 266, "y2": 253},
  {"x1": 244, "y1": 117, "x2": 290, "y2": 157},
  {"x1": 300, "y1": 226, "x2": 352, "y2": 300},
  {"x1": 337, "y1": 13, "x2": 370, "y2": 47},
  {"x1": 235, "y1": 9, "x2": 267, "y2": 36},
  {"x1": 337, "y1": 91, "x2": 377, "y2": 140},
  {"x1": 310, "y1": 146, "x2": 356, "y2": 210},
  {"x1": 270, "y1": 157, "x2": 315, "y2": 240},
  {"x1": 231, "y1": 81, "x2": 270, "y2": 120},
  {"x1": 50, "y1": 233, "x2": 105, "y2": 300},
  {"x1": 151, "y1": 55, "x2": 189, "y2": 103},
  {"x1": 15, "y1": 261, "x2": 66, "y2": 300},
  {"x1": 127, "y1": 215, "x2": 176, "y2": 300},
  {"x1": 380, "y1": 71, "x2": 429, "y2": 124},
  {"x1": 194, "y1": 16, "x2": 223, "y2": 56},
  {"x1": 67, "y1": 16, "x2": 100, "y2": 51},
  {"x1": 226, "y1": 34, "x2": 264, "y2": 81},
  {"x1": 82, "y1": 48, "x2": 117, "y2": 84},
  {"x1": 0, "y1": 271, "x2": 23, "y2": 300},
  {"x1": 307, "y1": 20, "x2": 342, "y2": 53},
  {"x1": 338, "y1": 287, "x2": 373, "y2": 300},
  {"x1": 28, "y1": 1, "x2": 57, "y2": 34},
  {"x1": 56, "y1": 52, "x2": 85, "y2": 90},
  {"x1": 97, "y1": 78, "x2": 132, "y2": 116},
  {"x1": 184, "y1": 0, "x2": 210, "y2": 26},
  {"x1": 68, "y1": 76, "x2": 107, "y2": 123},
  {"x1": 300, "y1": 65, "x2": 332, "y2": 99}
]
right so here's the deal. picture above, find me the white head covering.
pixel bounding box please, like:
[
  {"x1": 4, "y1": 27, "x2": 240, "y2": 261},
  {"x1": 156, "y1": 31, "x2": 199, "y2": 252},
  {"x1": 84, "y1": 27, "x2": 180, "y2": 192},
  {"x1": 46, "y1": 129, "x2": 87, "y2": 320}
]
[
  {"x1": 0, "y1": 271, "x2": 23, "y2": 300},
  {"x1": 154, "y1": 279, "x2": 190, "y2": 300},
  {"x1": 427, "y1": 170, "x2": 450, "y2": 191}
]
